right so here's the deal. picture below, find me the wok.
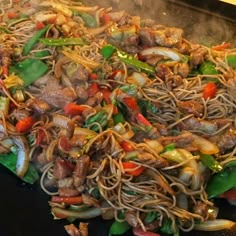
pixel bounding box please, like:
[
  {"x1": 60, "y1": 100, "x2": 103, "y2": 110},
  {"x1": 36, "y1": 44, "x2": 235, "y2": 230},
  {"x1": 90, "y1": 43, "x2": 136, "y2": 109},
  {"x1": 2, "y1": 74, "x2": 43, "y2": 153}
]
[{"x1": 0, "y1": 0, "x2": 236, "y2": 235}]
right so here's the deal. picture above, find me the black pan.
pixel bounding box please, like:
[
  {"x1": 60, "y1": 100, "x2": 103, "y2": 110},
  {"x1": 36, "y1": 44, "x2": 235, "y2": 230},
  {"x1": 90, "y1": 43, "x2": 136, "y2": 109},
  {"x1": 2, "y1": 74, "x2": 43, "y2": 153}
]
[{"x1": 1, "y1": 1, "x2": 236, "y2": 235}]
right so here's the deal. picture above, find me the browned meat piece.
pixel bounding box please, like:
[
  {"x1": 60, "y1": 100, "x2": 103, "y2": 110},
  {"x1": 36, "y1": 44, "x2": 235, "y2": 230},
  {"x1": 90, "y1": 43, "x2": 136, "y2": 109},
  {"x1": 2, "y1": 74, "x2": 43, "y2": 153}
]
[
  {"x1": 70, "y1": 135, "x2": 87, "y2": 147},
  {"x1": 142, "y1": 54, "x2": 164, "y2": 66},
  {"x1": 58, "y1": 186, "x2": 79, "y2": 197},
  {"x1": 213, "y1": 129, "x2": 236, "y2": 153},
  {"x1": 11, "y1": 108, "x2": 30, "y2": 121},
  {"x1": 154, "y1": 27, "x2": 183, "y2": 47},
  {"x1": 165, "y1": 74, "x2": 183, "y2": 88},
  {"x1": 177, "y1": 100, "x2": 204, "y2": 117},
  {"x1": 82, "y1": 194, "x2": 100, "y2": 208},
  {"x1": 53, "y1": 158, "x2": 74, "y2": 180},
  {"x1": 174, "y1": 63, "x2": 190, "y2": 78},
  {"x1": 76, "y1": 86, "x2": 89, "y2": 103},
  {"x1": 41, "y1": 87, "x2": 77, "y2": 108},
  {"x1": 155, "y1": 64, "x2": 173, "y2": 80},
  {"x1": 26, "y1": 98, "x2": 51, "y2": 114},
  {"x1": 190, "y1": 46, "x2": 208, "y2": 68},
  {"x1": 139, "y1": 28, "x2": 155, "y2": 47},
  {"x1": 125, "y1": 211, "x2": 138, "y2": 228},
  {"x1": 65, "y1": 223, "x2": 88, "y2": 236},
  {"x1": 121, "y1": 34, "x2": 139, "y2": 54},
  {"x1": 64, "y1": 65, "x2": 89, "y2": 83},
  {"x1": 179, "y1": 117, "x2": 218, "y2": 135},
  {"x1": 153, "y1": 122, "x2": 168, "y2": 136},
  {"x1": 58, "y1": 177, "x2": 74, "y2": 188},
  {"x1": 73, "y1": 155, "x2": 90, "y2": 188},
  {"x1": 0, "y1": 47, "x2": 12, "y2": 66}
]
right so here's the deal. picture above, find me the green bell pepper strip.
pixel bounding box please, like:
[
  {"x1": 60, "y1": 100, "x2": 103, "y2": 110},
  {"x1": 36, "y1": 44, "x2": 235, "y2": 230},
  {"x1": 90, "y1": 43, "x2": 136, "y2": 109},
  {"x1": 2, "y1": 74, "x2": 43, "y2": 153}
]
[
  {"x1": 144, "y1": 212, "x2": 158, "y2": 224},
  {"x1": 101, "y1": 44, "x2": 155, "y2": 74},
  {"x1": 226, "y1": 55, "x2": 236, "y2": 69},
  {"x1": 0, "y1": 152, "x2": 39, "y2": 184},
  {"x1": 113, "y1": 111, "x2": 125, "y2": 125},
  {"x1": 22, "y1": 24, "x2": 51, "y2": 56},
  {"x1": 109, "y1": 221, "x2": 131, "y2": 236},
  {"x1": 10, "y1": 58, "x2": 49, "y2": 87},
  {"x1": 117, "y1": 49, "x2": 155, "y2": 74},
  {"x1": 206, "y1": 161, "x2": 236, "y2": 199},
  {"x1": 199, "y1": 153, "x2": 222, "y2": 172},
  {"x1": 162, "y1": 143, "x2": 176, "y2": 153},
  {"x1": 73, "y1": 11, "x2": 97, "y2": 28},
  {"x1": 101, "y1": 44, "x2": 116, "y2": 59},
  {"x1": 39, "y1": 37, "x2": 86, "y2": 46},
  {"x1": 199, "y1": 61, "x2": 218, "y2": 75},
  {"x1": 84, "y1": 110, "x2": 108, "y2": 132}
]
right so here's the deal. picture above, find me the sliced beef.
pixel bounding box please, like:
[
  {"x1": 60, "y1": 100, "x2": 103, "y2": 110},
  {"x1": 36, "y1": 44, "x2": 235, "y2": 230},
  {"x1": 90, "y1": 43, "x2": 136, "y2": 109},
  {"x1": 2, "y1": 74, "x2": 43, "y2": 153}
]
[
  {"x1": 53, "y1": 158, "x2": 74, "y2": 180},
  {"x1": 58, "y1": 186, "x2": 79, "y2": 197},
  {"x1": 41, "y1": 87, "x2": 77, "y2": 109},
  {"x1": 139, "y1": 28, "x2": 155, "y2": 47},
  {"x1": 190, "y1": 46, "x2": 208, "y2": 68},
  {"x1": 177, "y1": 100, "x2": 204, "y2": 117},
  {"x1": 73, "y1": 155, "x2": 90, "y2": 188}
]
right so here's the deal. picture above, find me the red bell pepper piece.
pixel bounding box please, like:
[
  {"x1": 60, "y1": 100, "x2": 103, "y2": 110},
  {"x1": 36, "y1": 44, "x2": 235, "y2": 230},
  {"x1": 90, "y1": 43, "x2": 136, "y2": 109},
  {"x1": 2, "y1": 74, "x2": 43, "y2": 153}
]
[
  {"x1": 212, "y1": 42, "x2": 231, "y2": 51},
  {"x1": 220, "y1": 188, "x2": 236, "y2": 200},
  {"x1": 36, "y1": 21, "x2": 45, "y2": 30},
  {"x1": 135, "y1": 113, "x2": 151, "y2": 126},
  {"x1": 15, "y1": 116, "x2": 35, "y2": 132},
  {"x1": 133, "y1": 228, "x2": 161, "y2": 236},
  {"x1": 64, "y1": 103, "x2": 87, "y2": 116},
  {"x1": 51, "y1": 196, "x2": 83, "y2": 205},
  {"x1": 123, "y1": 96, "x2": 138, "y2": 110},
  {"x1": 122, "y1": 162, "x2": 145, "y2": 176},
  {"x1": 89, "y1": 73, "x2": 99, "y2": 80},
  {"x1": 203, "y1": 82, "x2": 217, "y2": 100},
  {"x1": 120, "y1": 141, "x2": 134, "y2": 152},
  {"x1": 36, "y1": 129, "x2": 46, "y2": 146},
  {"x1": 59, "y1": 136, "x2": 72, "y2": 152},
  {"x1": 7, "y1": 11, "x2": 19, "y2": 19},
  {"x1": 1, "y1": 66, "x2": 8, "y2": 76},
  {"x1": 87, "y1": 82, "x2": 99, "y2": 97}
]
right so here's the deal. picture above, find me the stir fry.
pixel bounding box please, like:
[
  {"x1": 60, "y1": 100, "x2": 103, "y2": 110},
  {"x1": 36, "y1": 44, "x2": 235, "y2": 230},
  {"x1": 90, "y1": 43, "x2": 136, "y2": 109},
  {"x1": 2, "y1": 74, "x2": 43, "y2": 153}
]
[{"x1": 1, "y1": 0, "x2": 236, "y2": 235}]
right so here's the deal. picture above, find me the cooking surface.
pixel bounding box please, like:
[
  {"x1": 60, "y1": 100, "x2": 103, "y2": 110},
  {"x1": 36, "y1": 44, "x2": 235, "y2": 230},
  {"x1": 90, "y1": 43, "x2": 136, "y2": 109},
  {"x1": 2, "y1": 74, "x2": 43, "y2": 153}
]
[{"x1": 0, "y1": 0, "x2": 236, "y2": 236}]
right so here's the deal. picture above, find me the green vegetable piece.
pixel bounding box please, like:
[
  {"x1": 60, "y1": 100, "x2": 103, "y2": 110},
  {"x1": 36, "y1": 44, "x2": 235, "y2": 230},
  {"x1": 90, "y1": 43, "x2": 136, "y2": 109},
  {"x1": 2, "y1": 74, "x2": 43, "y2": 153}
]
[
  {"x1": 199, "y1": 61, "x2": 218, "y2": 75},
  {"x1": 84, "y1": 110, "x2": 108, "y2": 132},
  {"x1": 117, "y1": 50, "x2": 155, "y2": 74},
  {"x1": 22, "y1": 24, "x2": 50, "y2": 56},
  {"x1": 200, "y1": 153, "x2": 222, "y2": 172},
  {"x1": 120, "y1": 84, "x2": 138, "y2": 96},
  {"x1": 0, "y1": 27, "x2": 10, "y2": 33},
  {"x1": 10, "y1": 58, "x2": 49, "y2": 87},
  {"x1": 160, "y1": 217, "x2": 175, "y2": 235},
  {"x1": 138, "y1": 100, "x2": 160, "y2": 116},
  {"x1": 101, "y1": 44, "x2": 116, "y2": 59},
  {"x1": 109, "y1": 221, "x2": 131, "y2": 236},
  {"x1": 39, "y1": 37, "x2": 86, "y2": 46},
  {"x1": 113, "y1": 111, "x2": 125, "y2": 125},
  {"x1": 0, "y1": 153, "x2": 39, "y2": 184},
  {"x1": 34, "y1": 50, "x2": 51, "y2": 58},
  {"x1": 206, "y1": 162, "x2": 236, "y2": 198},
  {"x1": 162, "y1": 143, "x2": 176, "y2": 153},
  {"x1": 226, "y1": 55, "x2": 236, "y2": 69},
  {"x1": 144, "y1": 212, "x2": 157, "y2": 224},
  {"x1": 74, "y1": 11, "x2": 97, "y2": 28}
]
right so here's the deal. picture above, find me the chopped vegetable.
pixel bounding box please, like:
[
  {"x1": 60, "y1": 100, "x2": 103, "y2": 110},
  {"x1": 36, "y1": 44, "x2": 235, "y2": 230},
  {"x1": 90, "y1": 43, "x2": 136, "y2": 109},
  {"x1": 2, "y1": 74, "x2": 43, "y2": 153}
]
[
  {"x1": 0, "y1": 96, "x2": 10, "y2": 116},
  {"x1": 73, "y1": 11, "x2": 97, "y2": 28},
  {"x1": 87, "y1": 82, "x2": 99, "y2": 97},
  {"x1": 206, "y1": 161, "x2": 236, "y2": 198},
  {"x1": 101, "y1": 44, "x2": 116, "y2": 59},
  {"x1": 0, "y1": 152, "x2": 39, "y2": 184},
  {"x1": 16, "y1": 116, "x2": 35, "y2": 133},
  {"x1": 199, "y1": 153, "x2": 222, "y2": 172},
  {"x1": 199, "y1": 61, "x2": 218, "y2": 75},
  {"x1": 3, "y1": 74, "x2": 24, "y2": 89},
  {"x1": 113, "y1": 111, "x2": 125, "y2": 125},
  {"x1": 133, "y1": 228, "x2": 161, "y2": 236},
  {"x1": 194, "y1": 219, "x2": 236, "y2": 231},
  {"x1": 203, "y1": 82, "x2": 217, "y2": 100},
  {"x1": 120, "y1": 141, "x2": 135, "y2": 152},
  {"x1": 226, "y1": 54, "x2": 236, "y2": 69},
  {"x1": 51, "y1": 196, "x2": 83, "y2": 205},
  {"x1": 10, "y1": 58, "x2": 49, "y2": 87},
  {"x1": 39, "y1": 37, "x2": 86, "y2": 46},
  {"x1": 22, "y1": 24, "x2": 50, "y2": 56},
  {"x1": 212, "y1": 42, "x2": 231, "y2": 51},
  {"x1": 122, "y1": 96, "x2": 138, "y2": 110},
  {"x1": 220, "y1": 188, "x2": 236, "y2": 200},
  {"x1": 64, "y1": 103, "x2": 88, "y2": 116},
  {"x1": 109, "y1": 221, "x2": 131, "y2": 236},
  {"x1": 135, "y1": 113, "x2": 151, "y2": 126},
  {"x1": 122, "y1": 162, "x2": 145, "y2": 176}
]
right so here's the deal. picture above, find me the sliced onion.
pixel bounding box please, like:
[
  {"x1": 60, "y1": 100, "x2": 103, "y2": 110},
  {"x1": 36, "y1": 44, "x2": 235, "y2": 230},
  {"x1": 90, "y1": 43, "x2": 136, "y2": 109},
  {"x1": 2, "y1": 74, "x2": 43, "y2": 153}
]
[
  {"x1": 12, "y1": 136, "x2": 29, "y2": 178},
  {"x1": 194, "y1": 219, "x2": 236, "y2": 231},
  {"x1": 60, "y1": 127, "x2": 97, "y2": 138},
  {"x1": 51, "y1": 206, "x2": 102, "y2": 219},
  {"x1": 52, "y1": 114, "x2": 72, "y2": 129},
  {"x1": 144, "y1": 139, "x2": 164, "y2": 154},
  {"x1": 140, "y1": 47, "x2": 182, "y2": 61},
  {"x1": 126, "y1": 72, "x2": 151, "y2": 87},
  {"x1": 192, "y1": 134, "x2": 219, "y2": 154}
]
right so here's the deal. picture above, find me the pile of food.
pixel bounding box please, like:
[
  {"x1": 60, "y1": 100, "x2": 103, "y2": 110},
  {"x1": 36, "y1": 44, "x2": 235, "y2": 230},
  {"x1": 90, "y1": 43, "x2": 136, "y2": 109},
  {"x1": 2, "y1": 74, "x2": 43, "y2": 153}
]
[{"x1": 0, "y1": 0, "x2": 236, "y2": 235}]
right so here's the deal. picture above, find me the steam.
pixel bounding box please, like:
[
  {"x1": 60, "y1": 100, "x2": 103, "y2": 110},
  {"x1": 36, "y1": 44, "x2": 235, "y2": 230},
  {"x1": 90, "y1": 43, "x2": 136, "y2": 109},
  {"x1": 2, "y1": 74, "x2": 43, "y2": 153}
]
[{"x1": 84, "y1": 0, "x2": 236, "y2": 46}]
